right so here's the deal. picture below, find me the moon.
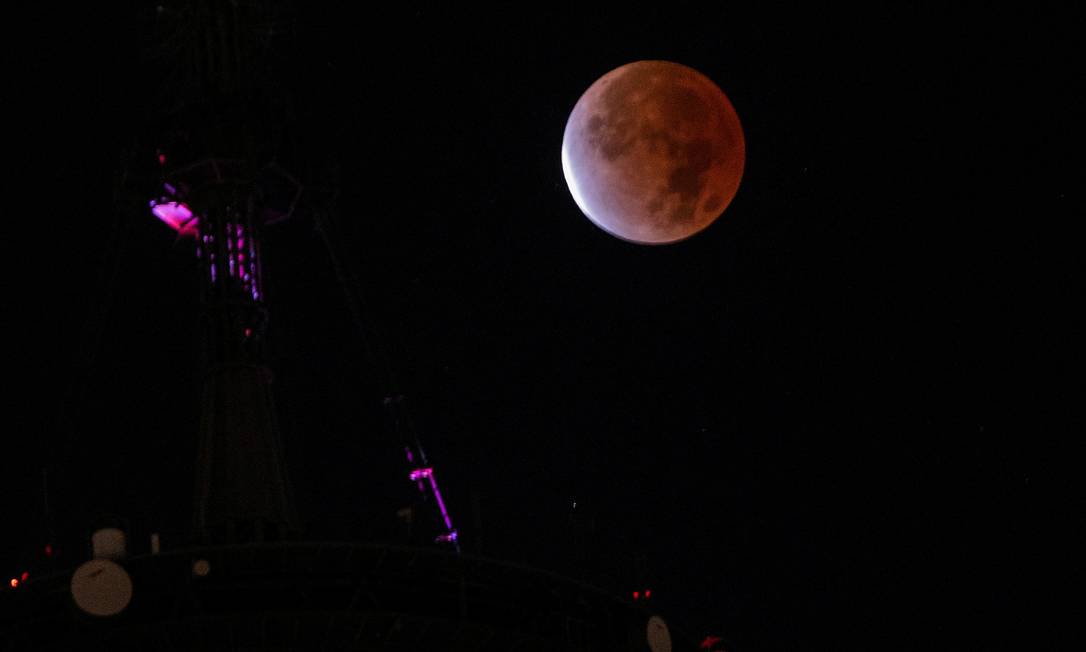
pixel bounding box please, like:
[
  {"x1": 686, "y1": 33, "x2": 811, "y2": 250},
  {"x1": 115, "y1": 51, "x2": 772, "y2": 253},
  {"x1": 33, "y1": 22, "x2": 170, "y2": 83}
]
[{"x1": 562, "y1": 60, "x2": 745, "y2": 244}]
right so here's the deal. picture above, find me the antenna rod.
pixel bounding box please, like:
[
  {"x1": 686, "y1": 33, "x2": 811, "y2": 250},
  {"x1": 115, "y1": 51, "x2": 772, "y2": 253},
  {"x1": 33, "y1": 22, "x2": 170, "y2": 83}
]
[
  {"x1": 407, "y1": 461, "x2": 460, "y2": 552},
  {"x1": 315, "y1": 198, "x2": 462, "y2": 553}
]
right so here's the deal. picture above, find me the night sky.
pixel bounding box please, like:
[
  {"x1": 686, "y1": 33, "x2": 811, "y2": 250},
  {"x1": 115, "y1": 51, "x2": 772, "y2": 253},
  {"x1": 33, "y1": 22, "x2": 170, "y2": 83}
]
[{"x1": 4, "y1": 4, "x2": 1076, "y2": 650}]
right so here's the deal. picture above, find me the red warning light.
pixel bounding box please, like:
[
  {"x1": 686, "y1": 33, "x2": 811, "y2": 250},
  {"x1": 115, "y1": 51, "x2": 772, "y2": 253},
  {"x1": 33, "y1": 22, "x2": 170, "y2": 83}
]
[
  {"x1": 44, "y1": 544, "x2": 53, "y2": 557},
  {"x1": 645, "y1": 589, "x2": 651, "y2": 599},
  {"x1": 20, "y1": 572, "x2": 28, "y2": 582},
  {"x1": 632, "y1": 591, "x2": 639, "y2": 600}
]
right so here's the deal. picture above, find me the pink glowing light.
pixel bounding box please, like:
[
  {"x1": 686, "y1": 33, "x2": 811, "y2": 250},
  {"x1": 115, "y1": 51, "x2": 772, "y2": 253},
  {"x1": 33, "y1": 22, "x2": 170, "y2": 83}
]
[
  {"x1": 407, "y1": 464, "x2": 458, "y2": 547},
  {"x1": 426, "y1": 470, "x2": 455, "y2": 533},
  {"x1": 150, "y1": 200, "x2": 199, "y2": 236},
  {"x1": 633, "y1": 591, "x2": 640, "y2": 600}
]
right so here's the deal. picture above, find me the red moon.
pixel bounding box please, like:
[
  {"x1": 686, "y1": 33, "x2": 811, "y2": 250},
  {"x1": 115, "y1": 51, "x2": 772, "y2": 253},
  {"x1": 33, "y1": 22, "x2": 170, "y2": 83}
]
[{"x1": 562, "y1": 61, "x2": 745, "y2": 244}]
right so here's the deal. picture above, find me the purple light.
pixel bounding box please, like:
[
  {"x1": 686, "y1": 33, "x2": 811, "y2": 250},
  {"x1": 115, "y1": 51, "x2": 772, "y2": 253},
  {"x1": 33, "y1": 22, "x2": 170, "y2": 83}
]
[
  {"x1": 404, "y1": 448, "x2": 459, "y2": 550},
  {"x1": 150, "y1": 201, "x2": 198, "y2": 236},
  {"x1": 426, "y1": 470, "x2": 455, "y2": 533}
]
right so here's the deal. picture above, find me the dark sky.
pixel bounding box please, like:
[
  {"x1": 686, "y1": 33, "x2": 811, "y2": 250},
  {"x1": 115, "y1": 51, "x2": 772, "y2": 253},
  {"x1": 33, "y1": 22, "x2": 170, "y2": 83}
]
[{"x1": 4, "y1": 4, "x2": 1076, "y2": 650}]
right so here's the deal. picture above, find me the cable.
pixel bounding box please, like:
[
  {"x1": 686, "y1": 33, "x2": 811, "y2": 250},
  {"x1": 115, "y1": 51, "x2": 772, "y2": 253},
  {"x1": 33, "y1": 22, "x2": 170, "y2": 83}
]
[
  {"x1": 44, "y1": 145, "x2": 138, "y2": 547},
  {"x1": 309, "y1": 188, "x2": 460, "y2": 552}
]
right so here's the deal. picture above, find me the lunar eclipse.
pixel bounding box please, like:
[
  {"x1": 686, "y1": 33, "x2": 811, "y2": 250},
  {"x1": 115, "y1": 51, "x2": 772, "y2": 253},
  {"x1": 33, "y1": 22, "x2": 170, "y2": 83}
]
[{"x1": 562, "y1": 60, "x2": 745, "y2": 244}]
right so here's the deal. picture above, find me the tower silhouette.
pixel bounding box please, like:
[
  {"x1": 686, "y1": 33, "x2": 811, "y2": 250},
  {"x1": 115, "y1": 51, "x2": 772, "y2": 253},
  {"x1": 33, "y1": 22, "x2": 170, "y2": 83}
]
[
  {"x1": 2, "y1": 5, "x2": 701, "y2": 650},
  {"x1": 152, "y1": 157, "x2": 301, "y2": 544},
  {"x1": 144, "y1": 0, "x2": 302, "y2": 544}
]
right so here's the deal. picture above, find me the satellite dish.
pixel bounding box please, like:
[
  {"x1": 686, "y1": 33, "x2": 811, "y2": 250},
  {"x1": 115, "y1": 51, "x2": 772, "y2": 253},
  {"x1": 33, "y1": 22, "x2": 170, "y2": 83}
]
[
  {"x1": 646, "y1": 615, "x2": 672, "y2": 652},
  {"x1": 70, "y1": 559, "x2": 133, "y2": 617}
]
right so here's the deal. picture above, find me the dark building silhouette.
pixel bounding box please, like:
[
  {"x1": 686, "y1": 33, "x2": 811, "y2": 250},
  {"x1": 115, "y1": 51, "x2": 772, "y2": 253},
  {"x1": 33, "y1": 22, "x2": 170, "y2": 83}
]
[{"x1": 1, "y1": 3, "x2": 698, "y2": 650}]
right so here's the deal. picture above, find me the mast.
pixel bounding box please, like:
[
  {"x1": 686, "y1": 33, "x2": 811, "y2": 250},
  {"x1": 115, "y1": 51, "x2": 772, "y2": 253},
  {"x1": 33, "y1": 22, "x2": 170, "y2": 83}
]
[{"x1": 144, "y1": 1, "x2": 301, "y2": 543}]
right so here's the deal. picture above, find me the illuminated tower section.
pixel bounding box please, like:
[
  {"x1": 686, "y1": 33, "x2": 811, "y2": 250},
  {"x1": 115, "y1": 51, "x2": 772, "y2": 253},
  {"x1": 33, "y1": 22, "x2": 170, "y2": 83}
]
[
  {"x1": 140, "y1": 0, "x2": 305, "y2": 546},
  {"x1": 151, "y1": 158, "x2": 301, "y2": 544}
]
